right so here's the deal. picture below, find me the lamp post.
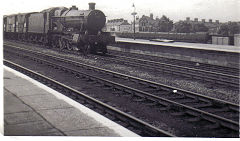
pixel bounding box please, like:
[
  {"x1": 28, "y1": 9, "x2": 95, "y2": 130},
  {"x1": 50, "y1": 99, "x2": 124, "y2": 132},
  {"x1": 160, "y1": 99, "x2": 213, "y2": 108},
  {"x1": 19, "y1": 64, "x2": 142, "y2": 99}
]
[{"x1": 131, "y1": 3, "x2": 137, "y2": 40}]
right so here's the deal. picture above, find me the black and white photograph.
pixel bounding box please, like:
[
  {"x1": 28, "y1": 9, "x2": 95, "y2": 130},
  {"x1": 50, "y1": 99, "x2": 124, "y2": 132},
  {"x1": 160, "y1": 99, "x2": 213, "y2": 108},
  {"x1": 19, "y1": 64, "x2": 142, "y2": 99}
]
[{"x1": 1, "y1": 0, "x2": 239, "y2": 139}]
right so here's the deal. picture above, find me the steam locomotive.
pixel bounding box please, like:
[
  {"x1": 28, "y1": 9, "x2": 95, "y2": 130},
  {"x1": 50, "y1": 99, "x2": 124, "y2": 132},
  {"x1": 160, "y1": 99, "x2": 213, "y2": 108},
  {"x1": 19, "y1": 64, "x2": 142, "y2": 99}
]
[{"x1": 3, "y1": 3, "x2": 115, "y2": 54}]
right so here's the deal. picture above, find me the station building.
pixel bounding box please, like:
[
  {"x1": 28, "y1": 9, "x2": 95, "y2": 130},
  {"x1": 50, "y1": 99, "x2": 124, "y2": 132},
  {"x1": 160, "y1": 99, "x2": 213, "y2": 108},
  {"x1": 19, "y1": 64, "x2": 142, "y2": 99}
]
[{"x1": 106, "y1": 19, "x2": 131, "y2": 32}]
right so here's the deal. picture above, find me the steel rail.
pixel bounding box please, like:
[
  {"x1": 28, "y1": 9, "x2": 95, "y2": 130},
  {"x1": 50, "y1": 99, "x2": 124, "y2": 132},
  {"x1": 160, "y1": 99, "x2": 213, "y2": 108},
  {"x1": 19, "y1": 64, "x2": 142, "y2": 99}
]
[
  {"x1": 4, "y1": 44, "x2": 239, "y2": 106},
  {"x1": 4, "y1": 42, "x2": 239, "y2": 89},
  {"x1": 3, "y1": 59, "x2": 174, "y2": 137},
  {"x1": 4, "y1": 47, "x2": 239, "y2": 132},
  {"x1": 108, "y1": 49, "x2": 239, "y2": 75},
  {"x1": 101, "y1": 53, "x2": 239, "y2": 88}
]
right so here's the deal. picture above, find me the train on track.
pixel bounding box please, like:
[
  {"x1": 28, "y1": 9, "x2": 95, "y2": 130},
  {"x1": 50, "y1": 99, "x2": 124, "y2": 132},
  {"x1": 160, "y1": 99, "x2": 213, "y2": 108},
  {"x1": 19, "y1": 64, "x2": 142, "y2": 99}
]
[{"x1": 3, "y1": 3, "x2": 115, "y2": 54}]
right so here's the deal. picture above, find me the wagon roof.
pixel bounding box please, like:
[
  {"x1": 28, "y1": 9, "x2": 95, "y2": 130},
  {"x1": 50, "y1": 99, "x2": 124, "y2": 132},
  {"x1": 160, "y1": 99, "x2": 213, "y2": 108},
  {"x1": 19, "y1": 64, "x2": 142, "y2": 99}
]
[
  {"x1": 41, "y1": 7, "x2": 67, "y2": 13},
  {"x1": 4, "y1": 12, "x2": 38, "y2": 17}
]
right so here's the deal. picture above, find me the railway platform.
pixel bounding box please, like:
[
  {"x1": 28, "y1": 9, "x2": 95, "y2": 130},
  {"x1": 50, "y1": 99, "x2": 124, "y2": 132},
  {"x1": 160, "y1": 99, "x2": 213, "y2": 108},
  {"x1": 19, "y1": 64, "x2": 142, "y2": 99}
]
[
  {"x1": 3, "y1": 66, "x2": 139, "y2": 136},
  {"x1": 109, "y1": 37, "x2": 240, "y2": 68},
  {"x1": 115, "y1": 37, "x2": 240, "y2": 53}
]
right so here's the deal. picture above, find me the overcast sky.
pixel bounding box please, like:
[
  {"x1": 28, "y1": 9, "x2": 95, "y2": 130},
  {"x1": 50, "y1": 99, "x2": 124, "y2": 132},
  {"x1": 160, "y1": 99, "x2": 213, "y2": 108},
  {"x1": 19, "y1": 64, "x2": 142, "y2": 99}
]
[{"x1": 1, "y1": 0, "x2": 239, "y2": 23}]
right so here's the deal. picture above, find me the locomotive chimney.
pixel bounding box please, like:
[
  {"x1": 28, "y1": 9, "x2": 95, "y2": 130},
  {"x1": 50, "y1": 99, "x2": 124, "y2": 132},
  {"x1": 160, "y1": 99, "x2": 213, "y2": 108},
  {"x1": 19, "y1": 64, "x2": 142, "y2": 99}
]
[{"x1": 89, "y1": 2, "x2": 95, "y2": 10}]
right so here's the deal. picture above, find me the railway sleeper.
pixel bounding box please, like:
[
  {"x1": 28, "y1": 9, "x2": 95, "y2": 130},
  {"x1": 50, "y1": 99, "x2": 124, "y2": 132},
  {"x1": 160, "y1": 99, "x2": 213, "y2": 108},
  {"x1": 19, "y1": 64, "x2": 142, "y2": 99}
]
[
  {"x1": 148, "y1": 84, "x2": 159, "y2": 89},
  {"x1": 148, "y1": 99, "x2": 169, "y2": 108},
  {"x1": 95, "y1": 83, "x2": 105, "y2": 87},
  {"x1": 85, "y1": 99, "x2": 97, "y2": 109},
  {"x1": 206, "y1": 107, "x2": 230, "y2": 113},
  {"x1": 113, "y1": 86, "x2": 123, "y2": 92},
  {"x1": 102, "y1": 85, "x2": 113, "y2": 90},
  {"x1": 170, "y1": 111, "x2": 186, "y2": 116},
  {"x1": 160, "y1": 87, "x2": 171, "y2": 91},
  {"x1": 132, "y1": 96, "x2": 145, "y2": 102},
  {"x1": 186, "y1": 116, "x2": 201, "y2": 122},
  {"x1": 105, "y1": 113, "x2": 117, "y2": 121},
  {"x1": 94, "y1": 108, "x2": 106, "y2": 115},
  {"x1": 123, "y1": 89, "x2": 134, "y2": 95},
  {"x1": 203, "y1": 122, "x2": 220, "y2": 129},
  {"x1": 96, "y1": 105, "x2": 107, "y2": 114},
  {"x1": 191, "y1": 103, "x2": 213, "y2": 109},
  {"x1": 200, "y1": 114, "x2": 226, "y2": 125},
  {"x1": 116, "y1": 114, "x2": 130, "y2": 123},
  {"x1": 185, "y1": 110, "x2": 201, "y2": 117},
  {"x1": 196, "y1": 97, "x2": 212, "y2": 104},
  {"x1": 228, "y1": 105, "x2": 240, "y2": 112},
  {"x1": 220, "y1": 121, "x2": 239, "y2": 131},
  {"x1": 144, "y1": 101, "x2": 159, "y2": 106},
  {"x1": 155, "y1": 105, "x2": 171, "y2": 111},
  {"x1": 115, "y1": 120, "x2": 130, "y2": 128}
]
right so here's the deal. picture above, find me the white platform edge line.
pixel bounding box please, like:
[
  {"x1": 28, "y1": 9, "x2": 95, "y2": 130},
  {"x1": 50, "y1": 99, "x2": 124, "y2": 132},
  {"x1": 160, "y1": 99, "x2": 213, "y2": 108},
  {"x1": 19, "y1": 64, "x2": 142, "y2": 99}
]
[{"x1": 3, "y1": 66, "x2": 140, "y2": 137}]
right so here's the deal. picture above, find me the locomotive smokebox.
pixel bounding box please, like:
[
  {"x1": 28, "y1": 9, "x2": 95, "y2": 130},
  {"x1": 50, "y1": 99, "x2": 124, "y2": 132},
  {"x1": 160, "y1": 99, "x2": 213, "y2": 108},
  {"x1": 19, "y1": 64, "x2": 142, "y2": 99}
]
[{"x1": 89, "y1": 2, "x2": 95, "y2": 10}]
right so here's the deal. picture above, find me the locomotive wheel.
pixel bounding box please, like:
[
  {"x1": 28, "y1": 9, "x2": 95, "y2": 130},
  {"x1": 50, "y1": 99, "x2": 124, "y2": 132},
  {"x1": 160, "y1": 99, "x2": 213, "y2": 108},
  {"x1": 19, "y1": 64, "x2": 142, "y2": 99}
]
[
  {"x1": 51, "y1": 41, "x2": 55, "y2": 48},
  {"x1": 59, "y1": 38, "x2": 64, "y2": 50},
  {"x1": 83, "y1": 44, "x2": 91, "y2": 55},
  {"x1": 102, "y1": 45, "x2": 108, "y2": 55},
  {"x1": 51, "y1": 40, "x2": 56, "y2": 48},
  {"x1": 51, "y1": 38, "x2": 58, "y2": 48},
  {"x1": 55, "y1": 38, "x2": 60, "y2": 48},
  {"x1": 58, "y1": 38, "x2": 65, "y2": 50},
  {"x1": 66, "y1": 41, "x2": 72, "y2": 50},
  {"x1": 90, "y1": 45, "x2": 97, "y2": 54},
  {"x1": 98, "y1": 44, "x2": 107, "y2": 55}
]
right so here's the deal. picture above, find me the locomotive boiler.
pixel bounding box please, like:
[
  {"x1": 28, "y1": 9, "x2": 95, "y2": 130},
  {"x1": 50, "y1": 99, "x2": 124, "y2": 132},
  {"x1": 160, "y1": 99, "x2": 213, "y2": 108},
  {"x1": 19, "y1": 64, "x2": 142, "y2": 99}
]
[{"x1": 3, "y1": 3, "x2": 115, "y2": 54}]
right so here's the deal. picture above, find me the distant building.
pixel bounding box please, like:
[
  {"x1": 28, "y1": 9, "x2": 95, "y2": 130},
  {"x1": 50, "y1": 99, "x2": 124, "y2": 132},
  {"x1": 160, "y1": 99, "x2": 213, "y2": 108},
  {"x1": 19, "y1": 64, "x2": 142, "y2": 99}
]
[
  {"x1": 136, "y1": 14, "x2": 158, "y2": 32},
  {"x1": 175, "y1": 17, "x2": 222, "y2": 34},
  {"x1": 106, "y1": 19, "x2": 131, "y2": 32},
  {"x1": 134, "y1": 14, "x2": 173, "y2": 32}
]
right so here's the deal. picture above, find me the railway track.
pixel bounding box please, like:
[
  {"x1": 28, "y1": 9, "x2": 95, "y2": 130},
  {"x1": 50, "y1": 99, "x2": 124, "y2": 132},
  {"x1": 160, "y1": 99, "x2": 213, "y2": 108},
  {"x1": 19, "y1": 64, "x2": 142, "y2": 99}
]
[
  {"x1": 102, "y1": 51, "x2": 239, "y2": 90},
  {"x1": 4, "y1": 41, "x2": 239, "y2": 90},
  {"x1": 4, "y1": 60, "x2": 173, "y2": 137},
  {"x1": 109, "y1": 49, "x2": 239, "y2": 76},
  {"x1": 4, "y1": 45, "x2": 239, "y2": 137}
]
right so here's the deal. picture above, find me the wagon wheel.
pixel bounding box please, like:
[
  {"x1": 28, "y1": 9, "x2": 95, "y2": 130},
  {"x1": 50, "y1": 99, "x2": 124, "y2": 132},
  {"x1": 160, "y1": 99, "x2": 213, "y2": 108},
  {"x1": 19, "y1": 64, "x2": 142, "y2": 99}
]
[
  {"x1": 43, "y1": 36, "x2": 48, "y2": 46},
  {"x1": 28, "y1": 35, "x2": 33, "y2": 42},
  {"x1": 22, "y1": 34, "x2": 25, "y2": 41}
]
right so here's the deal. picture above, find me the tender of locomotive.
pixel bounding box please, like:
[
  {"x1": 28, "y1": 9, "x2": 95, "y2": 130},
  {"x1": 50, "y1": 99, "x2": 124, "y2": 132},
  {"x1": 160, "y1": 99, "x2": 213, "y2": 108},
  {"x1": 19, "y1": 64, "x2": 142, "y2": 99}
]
[{"x1": 3, "y1": 3, "x2": 115, "y2": 54}]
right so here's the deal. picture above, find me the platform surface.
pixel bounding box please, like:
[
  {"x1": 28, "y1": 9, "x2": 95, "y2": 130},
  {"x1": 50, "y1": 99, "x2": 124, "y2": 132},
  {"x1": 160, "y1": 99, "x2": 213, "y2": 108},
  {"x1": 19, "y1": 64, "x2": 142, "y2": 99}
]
[
  {"x1": 116, "y1": 37, "x2": 240, "y2": 53},
  {"x1": 3, "y1": 66, "x2": 139, "y2": 137}
]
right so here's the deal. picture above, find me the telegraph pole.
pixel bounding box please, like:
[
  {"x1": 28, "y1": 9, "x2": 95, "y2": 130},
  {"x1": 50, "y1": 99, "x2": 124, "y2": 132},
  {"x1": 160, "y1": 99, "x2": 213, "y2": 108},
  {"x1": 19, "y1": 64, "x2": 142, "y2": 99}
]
[{"x1": 131, "y1": 3, "x2": 137, "y2": 40}]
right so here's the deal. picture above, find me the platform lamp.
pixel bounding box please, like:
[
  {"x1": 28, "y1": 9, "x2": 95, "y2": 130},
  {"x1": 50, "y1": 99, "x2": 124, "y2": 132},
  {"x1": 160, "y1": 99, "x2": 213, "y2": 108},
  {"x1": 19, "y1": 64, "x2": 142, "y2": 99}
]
[{"x1": 132, "y1": 3, "x2": 137, "y2": 40}]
